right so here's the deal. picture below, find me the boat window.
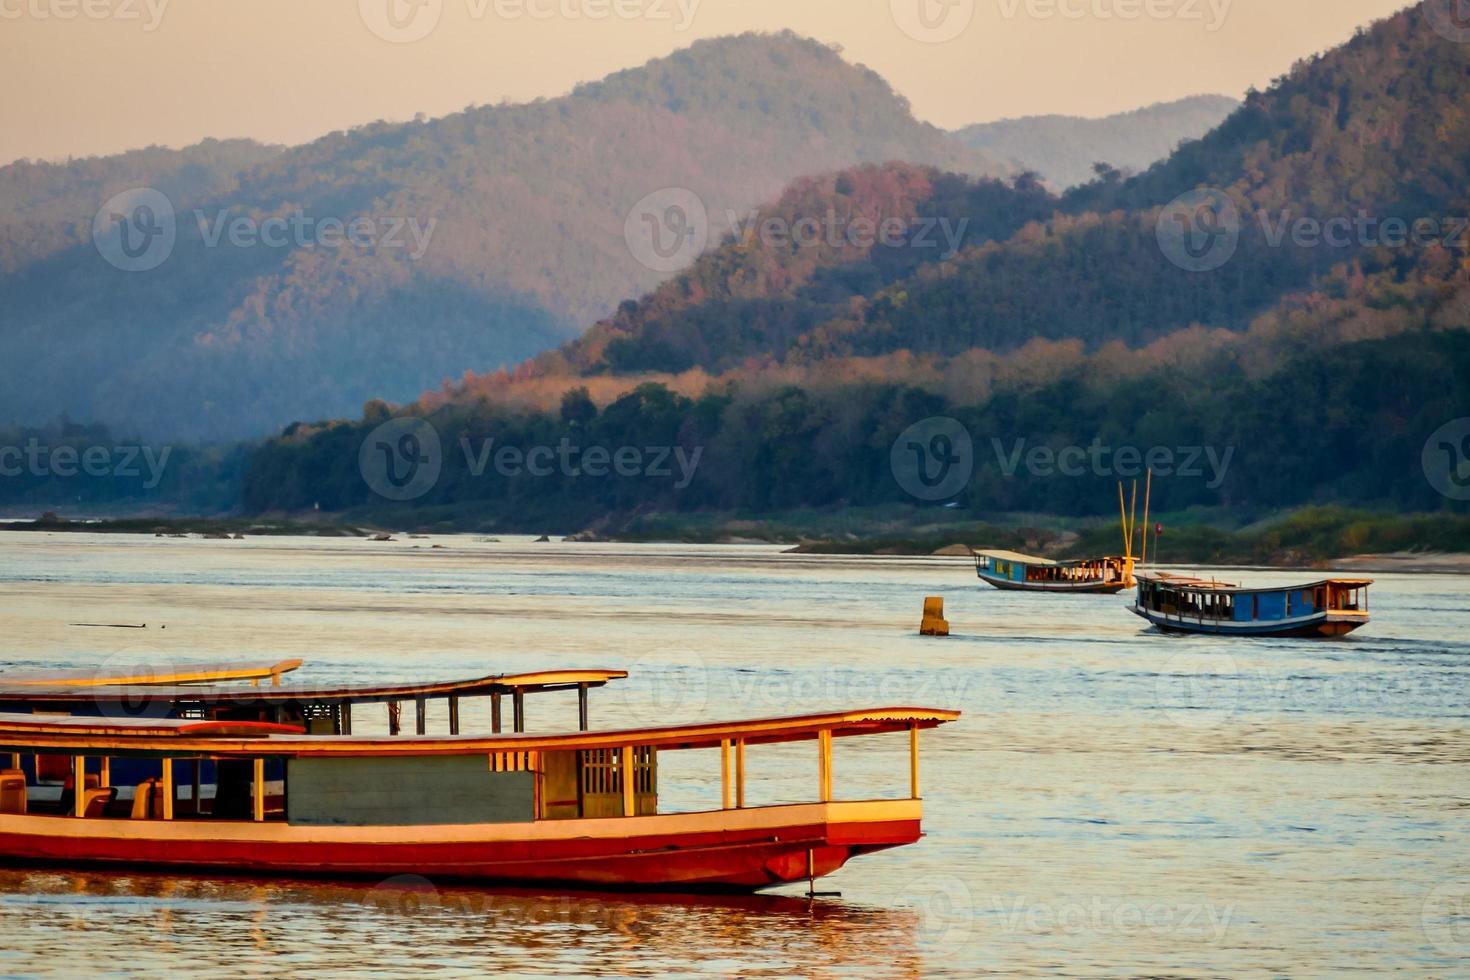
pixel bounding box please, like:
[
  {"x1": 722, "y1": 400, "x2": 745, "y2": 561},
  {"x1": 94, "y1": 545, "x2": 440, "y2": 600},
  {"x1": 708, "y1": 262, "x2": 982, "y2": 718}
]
[{"x1": 578, "y1": 747, "x2": 658, "y2": 820}]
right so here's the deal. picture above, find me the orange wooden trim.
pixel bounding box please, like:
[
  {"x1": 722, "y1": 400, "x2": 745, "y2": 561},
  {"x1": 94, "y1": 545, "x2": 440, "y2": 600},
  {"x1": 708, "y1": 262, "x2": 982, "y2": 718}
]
[
  {"x1": 72, "y1": 757, "x2": 85, "y2": 818},
  {"x1": 2, "y1": 660, "x2": 304, "y2": 690},
  {"x1": 818, "y1": 731, "x2": 833, "y2": 803},
  {"x1": 735, "y1": 739, "x2": 746, "y2": 809},
  {"x1": 620, "y1": 746, "x2": 635, "y2": 818},
  {"x1": 1, "y1": 798, "x2": 922, "y2": 846},
  {"x1": 0, "y1": 708, "x2": 961, "y2": 759},
  {"x1": 720, "y1": 739, "x2": 732, "y2": 810},
  {"x1": 251, "y1": 759, "x2": 264, "y2": 823},
  {"x1": 160, "y1": 759, "x2": 174, "y2": 821},
  {"x1": 0, "y1": 668, "x2": 629, "y2": 704},
  {"x1": 909, "y1": 725, "x2": 920, "y2": 800}
]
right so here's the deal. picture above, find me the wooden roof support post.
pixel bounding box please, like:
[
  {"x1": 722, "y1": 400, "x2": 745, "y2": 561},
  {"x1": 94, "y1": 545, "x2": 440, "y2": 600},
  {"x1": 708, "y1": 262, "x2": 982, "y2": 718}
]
[
  {"x1": 387, "y1": 701, "x2": 401, "y2": 737},
  {"x1": 735, "y1": 739, "x2": 746, "y2": 809},
  {"x1": 491, "y1": 693, "x2": 503, "y2": 734},
  {"x1": 448, "y1": 696, "x2": 460, "y2": 736},
  {"x1": 620, "y1": 745, "x2": 635, "y2": 817},
  {"x1": 99, "y1": 756, "x2": 110, "y2": 789},
  {"x1": 252, "y1": 758, "x2": 265, "y2": 823},
  {"x1": 818, "y1": 730, "x2": 833, "y2": 803},
  {"x1": 340, "y1": 702, "x2": 353, "y2": 736},
  {"x1": 577, "y1": 683, "x2": 590, "y2": 732},
  {"x1": 161, "y1": 759, "x2": 174, "y2": 821},
  {"x1": 415, "y1": 697, "x2": 427, "y2": 736},
  {"x1": 720, "y1": 739, "x2": 732, "y2": 810},
  {"x1": 910, "y1": 724, "x2": 921, "y2": 800},
  {"x1": 72, "y1": 756, "x2": 85, "y2": 817},
  {"x1": 513, "y1": 690, "x2": 526, "y2": 734},
  {"x1": 192, "y1": 759, "x2": 202, "y2": 817}
]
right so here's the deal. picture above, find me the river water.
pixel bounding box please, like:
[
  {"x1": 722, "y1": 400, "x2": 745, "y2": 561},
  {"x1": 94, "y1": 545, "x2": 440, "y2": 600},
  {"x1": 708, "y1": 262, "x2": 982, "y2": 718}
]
[{"x1": 0, "y1": 532, "x2": 1466, "y2": 978}]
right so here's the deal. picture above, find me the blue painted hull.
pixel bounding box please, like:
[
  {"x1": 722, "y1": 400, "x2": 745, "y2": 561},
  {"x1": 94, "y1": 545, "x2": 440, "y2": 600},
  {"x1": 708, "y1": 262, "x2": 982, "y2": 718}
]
[
  {"x1": 1129, "y1": 605, "x2": 1368, "y2": 638},
  {"x1": 977, "y1": 571, "x2": 1127, "y2": 594}
]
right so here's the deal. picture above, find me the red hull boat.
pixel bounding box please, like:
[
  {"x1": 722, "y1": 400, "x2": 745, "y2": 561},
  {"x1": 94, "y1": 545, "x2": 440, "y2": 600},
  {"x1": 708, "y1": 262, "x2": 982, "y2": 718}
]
[{"x1": 0, "y1": 670, "x2": 959, "y2": 893}]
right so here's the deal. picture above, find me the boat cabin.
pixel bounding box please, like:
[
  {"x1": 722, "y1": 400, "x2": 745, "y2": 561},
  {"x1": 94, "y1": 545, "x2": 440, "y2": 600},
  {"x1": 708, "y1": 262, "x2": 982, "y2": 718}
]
[
  {"x1": 0, "y1": 663, "x2": 629, "y2": 820},
  {"x1": 0, "y1": 664, "x2": 628, "y2": 735}
]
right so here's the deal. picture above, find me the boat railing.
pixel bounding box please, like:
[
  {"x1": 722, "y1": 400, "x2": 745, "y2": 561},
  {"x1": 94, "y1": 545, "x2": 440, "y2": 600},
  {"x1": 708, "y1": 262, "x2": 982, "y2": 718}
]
[{"x1": 0, "y1": 709, "x2": 959, "y2": 828}]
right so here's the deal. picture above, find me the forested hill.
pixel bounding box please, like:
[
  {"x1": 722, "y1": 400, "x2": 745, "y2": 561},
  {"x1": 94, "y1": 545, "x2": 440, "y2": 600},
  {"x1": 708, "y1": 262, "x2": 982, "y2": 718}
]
[
  {"x1": 523, "y1": 162, "x2": 1058, "y2": 378},
  {"x1": 239, "y1": 3, "x2": 1470, "y2": 528},
  {"x1": 954, "y1": 95, "x2": 1240, "y2": 189},
  {"x1": 0, "y1": 139, "x2": 285, "y2": 276},
  {"x1": 0, "y1": 32, "x2": 1000, "y2": 441},
  {"x1": 511, "y1": 2, "x2": 1470, "y2": 378}
]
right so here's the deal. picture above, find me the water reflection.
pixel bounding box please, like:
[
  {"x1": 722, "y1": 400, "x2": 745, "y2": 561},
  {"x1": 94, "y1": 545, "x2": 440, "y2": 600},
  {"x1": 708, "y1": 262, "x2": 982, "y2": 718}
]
[{"x1": 0, "y1": 869, "x2": 929, "y2": 978}]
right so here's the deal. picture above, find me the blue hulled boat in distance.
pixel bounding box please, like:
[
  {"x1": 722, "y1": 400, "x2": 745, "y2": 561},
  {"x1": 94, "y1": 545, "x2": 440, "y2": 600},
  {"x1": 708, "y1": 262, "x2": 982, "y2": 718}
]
[
  {"x1": 973, "y1": 550, "x2": 1135, "y2": 594},
  {"x1": 1130, "y1": 573, "x2": 1374, "y2": 638}
]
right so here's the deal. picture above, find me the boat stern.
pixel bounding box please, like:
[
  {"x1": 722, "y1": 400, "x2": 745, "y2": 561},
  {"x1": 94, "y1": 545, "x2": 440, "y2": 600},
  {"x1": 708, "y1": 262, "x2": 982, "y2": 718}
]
[{"x1": 1319, "y1": 610, "x2": 1371, "y2": 637}]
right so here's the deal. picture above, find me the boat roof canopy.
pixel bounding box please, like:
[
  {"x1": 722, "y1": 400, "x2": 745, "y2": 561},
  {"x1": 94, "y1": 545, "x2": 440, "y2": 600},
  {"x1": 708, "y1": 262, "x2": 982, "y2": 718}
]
[
  {"x1": 1, "y1": 659, "x2": 304, "y2": 689},
  {"x1": 0, "y1": 707, "x2": 961, "y2": 758},
  {"x1": 0, "y1": 713, "x2": 304, "y2": 739},
  {"x1": 1139, "y1": 573, "x2": 1374, "y2": 593},
  {"x1": 0, "y1": 668, "x2": 629, "y2": 707},
  {"x1": 974, "y1": 550, "x2": 1055, "y2": 566}
]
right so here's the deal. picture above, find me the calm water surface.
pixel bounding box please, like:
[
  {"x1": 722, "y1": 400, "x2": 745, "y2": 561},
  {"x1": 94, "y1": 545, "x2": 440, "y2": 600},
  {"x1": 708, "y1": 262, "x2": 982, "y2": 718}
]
[{"x1": 1, "y1": 532, "x2": 1467, "y2": 978}]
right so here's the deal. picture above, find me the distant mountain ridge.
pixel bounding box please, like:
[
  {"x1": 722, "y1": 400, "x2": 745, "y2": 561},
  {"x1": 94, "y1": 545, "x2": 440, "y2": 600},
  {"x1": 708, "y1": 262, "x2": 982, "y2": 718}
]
[
  {"x1": 953, "y1": 95, "x2": 1240, "y2": 188},
  {"x1": 0, "y1": 32, "x2": 1002, "y2": 440},
  {"x1": 235, "y1": 2, "x2": 1470, "y2": 527},
  {"x1": 531, "y1": 4, "x2": 1470, "y2": 378},
  {"x1": 0, "y1": 138, "x2": 284, "y2": 276}
]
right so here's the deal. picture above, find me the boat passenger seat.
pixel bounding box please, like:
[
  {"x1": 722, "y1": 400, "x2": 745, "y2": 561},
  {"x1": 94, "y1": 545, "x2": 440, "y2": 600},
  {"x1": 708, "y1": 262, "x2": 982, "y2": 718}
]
[
  {"x1": 82, "y1": 786, "x2": 117, "y2": 819},
  {"x1": 55, "y1": 773, "x2": 102, "y2": 817},
  {"x1": 131, "y1": 778, "x2": 162, "y2": 820},
  {"x1": 0, "y1": 770, "x2": 25, "y2": 815}
]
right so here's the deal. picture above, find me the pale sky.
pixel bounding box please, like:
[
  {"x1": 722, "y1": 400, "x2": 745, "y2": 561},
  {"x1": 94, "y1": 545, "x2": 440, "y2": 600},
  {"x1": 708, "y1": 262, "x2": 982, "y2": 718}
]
[{"x1": 0, "y1": 0, "x2": 1415, "y2": 164}]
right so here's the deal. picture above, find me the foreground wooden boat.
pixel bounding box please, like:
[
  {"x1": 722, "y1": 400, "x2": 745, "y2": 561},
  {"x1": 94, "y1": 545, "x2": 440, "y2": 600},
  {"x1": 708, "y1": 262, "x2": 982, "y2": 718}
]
[
  {"x1": 1130, "y1": 573, "x2": 1373, "y2": 638},
  {"x1": 972, "y1": 550, "x2": 1135, "y2": 594},
  {"x1": 0, "y1": 706, "x2": 959, "y2": 892}
]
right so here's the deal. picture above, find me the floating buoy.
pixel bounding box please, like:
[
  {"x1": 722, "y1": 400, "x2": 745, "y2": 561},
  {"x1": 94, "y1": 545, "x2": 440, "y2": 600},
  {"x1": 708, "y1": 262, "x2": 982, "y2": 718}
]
[{"x1": 920, "y1": 597, "x2": 950, "y2": 637}]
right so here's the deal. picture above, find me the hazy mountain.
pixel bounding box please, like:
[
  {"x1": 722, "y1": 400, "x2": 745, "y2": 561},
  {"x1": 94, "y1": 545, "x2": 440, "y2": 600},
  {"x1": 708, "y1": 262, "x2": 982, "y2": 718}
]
[
  {"x1": 527, "y1": 162, "x2": 1055, "y2": 378},
  {"x1": 0, "y1": 139, "x2": 286, "y2": 276},
  {"x1": 0, "y1": 32, "x2": 1002, "y2": 440},
  {"x1": 953, "y1": 95, "x2": 1240, "y2": 189},
  {"x1": 239, "y1": 3, "x2": 1470, "y2": 524},
  {"x1": 566, "y1": 2, "x2": 1470, "y2": 372}
]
